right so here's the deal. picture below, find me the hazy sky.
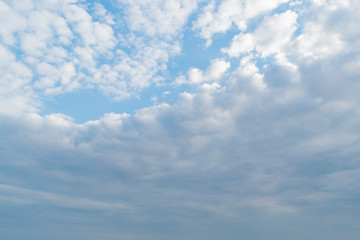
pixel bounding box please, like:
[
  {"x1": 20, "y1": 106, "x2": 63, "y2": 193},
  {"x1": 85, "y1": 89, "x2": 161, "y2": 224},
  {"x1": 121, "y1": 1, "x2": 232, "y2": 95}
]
[{"x1": 1, "y1": 0, "x2": 360, "y2": 239}]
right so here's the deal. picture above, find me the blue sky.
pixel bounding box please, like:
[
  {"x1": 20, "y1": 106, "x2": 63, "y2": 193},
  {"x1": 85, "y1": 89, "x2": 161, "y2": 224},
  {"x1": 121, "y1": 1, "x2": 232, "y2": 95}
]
[{"x1": 1, "y1": 0, "x2": 360, "y2": 239}]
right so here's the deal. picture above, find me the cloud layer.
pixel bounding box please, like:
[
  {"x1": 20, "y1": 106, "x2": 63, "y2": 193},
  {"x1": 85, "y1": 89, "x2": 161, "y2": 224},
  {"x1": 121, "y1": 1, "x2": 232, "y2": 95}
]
[{"x1": 1, "y1": 0, "x2": 360, "y2": 239}]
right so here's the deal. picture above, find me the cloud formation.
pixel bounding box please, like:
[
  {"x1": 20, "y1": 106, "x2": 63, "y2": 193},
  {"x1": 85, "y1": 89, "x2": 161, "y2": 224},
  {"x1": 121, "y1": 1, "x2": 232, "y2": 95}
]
[
  {"x1": 0, "y1": 0, "x2": 198, "y2": 113},
  {"x1": 1, "y1": 0, "x2": 360, "y2": 239}
]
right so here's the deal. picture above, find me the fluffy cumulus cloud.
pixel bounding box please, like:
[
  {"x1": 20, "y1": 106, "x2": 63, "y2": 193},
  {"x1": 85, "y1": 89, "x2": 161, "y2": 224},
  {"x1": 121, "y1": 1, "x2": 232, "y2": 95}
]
[
  {"x1": 222, "y1": 10, "x2": 298, "y2": 57},
  {"x1": 0, "y1": 0, "x2": 197, "y2": 111},
  {"x1": 179, "y1": 58, "x2": 231, "y2": 85},
  {"x1": 193, "y1": 0, "x2": 289, "y2": 46},
  {"x1": 1, "y1": 0, "x2": 360, "y2": 240}
]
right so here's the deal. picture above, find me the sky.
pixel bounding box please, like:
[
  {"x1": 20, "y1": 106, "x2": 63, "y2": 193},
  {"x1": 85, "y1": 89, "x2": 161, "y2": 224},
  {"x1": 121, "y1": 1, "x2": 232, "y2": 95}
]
[{"x1": 0, "y1": 0, "x2": 360, "y2": 239}]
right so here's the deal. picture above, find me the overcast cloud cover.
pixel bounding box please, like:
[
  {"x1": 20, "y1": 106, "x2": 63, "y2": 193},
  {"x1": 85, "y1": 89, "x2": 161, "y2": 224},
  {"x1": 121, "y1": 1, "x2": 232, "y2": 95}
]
[{"x1": 1, "y1": 0, "x2": 360, "y2": 239}]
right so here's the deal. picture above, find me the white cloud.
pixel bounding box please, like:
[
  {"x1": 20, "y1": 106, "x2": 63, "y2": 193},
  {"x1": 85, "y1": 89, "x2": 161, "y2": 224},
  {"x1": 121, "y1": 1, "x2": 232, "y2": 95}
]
[
  {"x1": 234, "y1": 55, "x2": 266, "y2": 90},
  {"x1": 0, "y1": 0, "x2": 198, "y2": 110},
  {"x1": 36, "y1": 62, "x2": 58, "y2": 76},
  {"x1": 0, "y1": 43, "x2": 37, "y2": 115},
  {"x1": 192, "y1": 0, "x2": 244, "y2": 46},
  {"x1": 244, "y1": 0, "x2": 290, "y2": 17},
  {"x1": 193, "y1": 0, "x2": 289, "y2": 46},
  {"x1": 93, "y1": 2, "x2": 115, "y2": 25},
  {"x1": 186, "y1": 59, "x2": 231, "y2": 85},
  {"x1": 290, "y1": 0, "x2": 360, "y2": 61},
  {"x1": 253, "y1": 10, "x2": 298, "y2": 56},
  {"x1": 61, "y1": 62, "x2": 77, "y2": 86},
  {"x1": 188, "y1": 67, "x2": 204, "y2": 84},
  {"x1": 10, "y1": 0, "x2": 34, "y2": 12},
  {"x1": 0, "y1": 42, "x2": 15, "y2": 65},
  {"x1": 53, "y1": 16, "x2": 73, "y2": 45},
  {"x1": 205, "y1": 58, "x2": 231, "y2": 80},
  {"x1": 44, "y1": 46, "x2": 68, "y2": 63},
  {"x1": 293, "y1": 24, "x2": 344, "y2": 60},
  {"x1": 0, "y1": 1, "x2": 27, "y2": 45},
  {"x1": 222, "y1": 10, "x2": 298, "y2": 57},
  {"x1": 221, "y1": 33, "x2": 254, "y2": 57},
  {"x1": 117, "y1": 0, "x2": 198, "y2": 38}
]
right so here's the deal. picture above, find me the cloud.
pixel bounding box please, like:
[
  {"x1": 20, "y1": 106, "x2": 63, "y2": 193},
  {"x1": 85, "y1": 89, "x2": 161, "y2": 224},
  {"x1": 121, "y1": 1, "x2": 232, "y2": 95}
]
[
  {"x1": 222, "y1": 10, "x2": 298, "y2": 57},
  {"x1": 177, "y1": 58, "x2": 231, "y2": 85},
  {"x1": 1, "y1": 26, "x2": 359, "y2": 219},
  {"x1": 1, "y1": 1, "x2": 360, "y2": 239},
  {"x1": 0, "y1": 0, "x2": 198, "y2": 113},
  {"x1": 0, "y1": 1, "x2": 27, "y2": 45},
  {"x1": 0, "y1": 43, "x2": 37, "y2": 115},
  {"x1": 193, "y1": 0, "x2": 289, "y2": 46},
  {"x1": 117, "y1": 0, "x2": 198, "y2": 38},
  {"x1": 0, "y1": 183, "x2": 129, "y2": 210}
]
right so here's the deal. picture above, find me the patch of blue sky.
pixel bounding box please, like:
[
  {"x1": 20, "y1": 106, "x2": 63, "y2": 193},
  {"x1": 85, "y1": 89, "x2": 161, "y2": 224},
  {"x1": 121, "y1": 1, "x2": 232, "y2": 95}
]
[
  {"x1": 92, "y1": 0, "x2": 119, "y2": 13},
  {"x1": 39, "y1": 74, "x2": 188, "y2": 123},
  {"x1": 293, "y1": 9, "x2": 307, "y2": 37},
  {"x1": 170, "y1": 31, "x2": 210, "y2": 73},
  {"x1": 272, "y1": 0, "x2": 299, "y2": 14},
  {"x1": 41, "y1": 89, "x2": 142, "y2": 123},
  {"x1": 210, "y1": 26, "x2": 245, "y2": 74},
  {"x1": 169, "y1": 19, "x2": 241, "y2": 75}
]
